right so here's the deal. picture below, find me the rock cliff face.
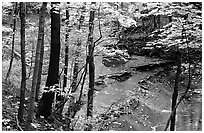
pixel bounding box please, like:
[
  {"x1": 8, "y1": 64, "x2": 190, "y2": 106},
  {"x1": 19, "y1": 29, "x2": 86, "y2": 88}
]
[
  {"x1": 120, "y1": 14, "x2": 172, "y2": 41},
  {"x1": 116, "y1": 14, "x2": 172, "y2": 56}
]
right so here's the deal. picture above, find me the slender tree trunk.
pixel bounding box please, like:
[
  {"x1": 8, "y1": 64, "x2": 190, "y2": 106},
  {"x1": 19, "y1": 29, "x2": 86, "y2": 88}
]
[
  {"x1": 153, "y1": 15, "x2": 157, "y2": 29},
  {"x1": 170, "y1": 51, "x2": 182, "y2": 131},
  {"x1": 70, "y1": 7, "x2": 86, "y2": 93},
  {"x1": 25, "y1": 2, "x2": 47, "y2": 130},
  {"x1": 38, "y1": 2, "x2": 60, "y2": 118},
  {"x1": 63, "y1": 2, "x2": 70, "y2": 91},
  {"x1": 5, "y1": 2, "x2": 18, "y2": 82},
  {"x1": 65, "y1": 6, "x2": 86, "y2": 128},
  {"x1": 17, "y1": 2, "x2": 26, "y2": 123},
  {"x1": 157, "y1": 15, "x2": 161, "y2": 29},
  {"x1": 87, "y1": 2, "x2": 96, "y2": 119},
  {"x1": 35, "y1": 34, "x2": 44, "y2": 102},
  {"x1": 26, "y1": 43, "x2": 34, "y2": 79},
  {"x1": 116, "y1": 3, "x2": 119, "y2": 31},
  {"x1": 71, "y1": 46, "x2": 80, "y2": 92}
]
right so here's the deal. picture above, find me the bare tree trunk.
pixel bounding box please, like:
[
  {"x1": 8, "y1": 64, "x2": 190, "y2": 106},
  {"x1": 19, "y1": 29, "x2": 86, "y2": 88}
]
[
  {"x1": 45, "y1": 2, "x2": 60, "y2": 87},
  {"x1": 17, "y1": 2, "x2": 26, "y2": 124},
  {"x1": 170, "y1": 51, "x2": 182, "y2": 131},
  {"x1": 25, "y1": 2, "x2": 47, "y2": 130},
  {"x1": 38, "y1": 2, "x2": 60, "y2": 118},
  {"x1": 70, "y1": 45, "x2": 80, "y2": 93},
  {"x1": 26, "y1": 43, "x2": 35, "y2": 79},
  {"x1": 35, "y1": 34, "x2": 44, "y2": 102},
  {"x1": 87, "y1": 2, "x2": 96, "y2": 119},
  {"x1": 63, "y1": 2, "x2": 70, "y2": 92},
  {"x1": 70, "y1": 7, "x2": 85, "y2": 93},
  {"x1": 5, "y1": 2, "x2": 18, "y2": 82},
  {"x1": 65, "y1": 5, "x2": 86, "y2": 129},
  {"x1": 84, "y1": 3, "x2": 99, "y2": 130},
  {"x1": 116, "y1": 3, "x2": 119, "y2": 31}
]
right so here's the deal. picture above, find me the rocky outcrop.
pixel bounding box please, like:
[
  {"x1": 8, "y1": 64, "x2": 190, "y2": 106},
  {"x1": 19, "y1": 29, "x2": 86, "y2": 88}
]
[
  {"x1": 115, "y1": 14, "x2": 172, "y2": 57},
  {"x1": 95, "y1": 71, "x2": 132, "y2": 91},
  {"x1": 102, "y1": 48, "x2": 130, "y2": 67},
  {"x1": 108, "y1": 71, "x2": 132, "y2": 82}
]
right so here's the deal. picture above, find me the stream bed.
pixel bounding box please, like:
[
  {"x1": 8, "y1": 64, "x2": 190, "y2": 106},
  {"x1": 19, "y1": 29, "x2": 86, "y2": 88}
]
[
  {"x1": 75, "y1": 54, "x2": 202, "y2": 131},
  {"x1": 91, "y1": 55, "x2": 202, "y2": 131}
]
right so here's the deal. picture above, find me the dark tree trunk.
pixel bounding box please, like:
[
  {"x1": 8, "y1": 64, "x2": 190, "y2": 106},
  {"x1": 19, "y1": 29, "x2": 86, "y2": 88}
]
[
  {"x1": 87, "y1": 2, "x2": 96, "y2": 119},
  {"x1": 120, "y1": 2, "x2": 124, "y2": 9},
  {"x1": 18, "y1": 2, "x2": 26, "y2": 123},
  {"x1": 63, "y1": 44, "x2": 69, "y2": 90},
  {"x1": 63, "y1": 2, "x2": 70, "y2": 91},
  {"x1": 5, "y1": 2, "x2": 18, "y2": 82},
  {"x1": 153, "y1": 15, "x2": 157, "y2": 29},
  {"x1": 45, "y1": 2, "x2": 60, "y2": 87},
  {"x1": 157, "y1": 15, "x2": 161, "y2": 28},
  {"x1": 25, "y1": 2, "x2": 47, "y2": 130},
  {"x1": 38, "y1": 2, "x2": 60, "y2": 118},
  {"x1": 170, "y1": 51, "x2": 182, "y2": 131}
]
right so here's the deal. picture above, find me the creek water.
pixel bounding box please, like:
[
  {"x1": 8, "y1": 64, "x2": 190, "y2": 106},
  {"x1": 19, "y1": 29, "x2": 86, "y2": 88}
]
[{"x1": 90, "y1": 55, "x2": 202, "y2": 131}]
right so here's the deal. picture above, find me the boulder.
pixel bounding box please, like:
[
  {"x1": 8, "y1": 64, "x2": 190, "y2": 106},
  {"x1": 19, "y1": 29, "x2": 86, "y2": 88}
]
[
  {"x1": 108, "y1": 71, "x2": 132, "y2": 82},
  {"x1": 102, "y1": 48, "x2": 130, "y2": 67}
]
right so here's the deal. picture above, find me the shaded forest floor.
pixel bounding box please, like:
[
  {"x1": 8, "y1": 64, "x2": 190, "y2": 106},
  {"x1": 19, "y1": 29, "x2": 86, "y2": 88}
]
[{"x1": 2, "y1": 82, "x2": 65, "y2": 131}]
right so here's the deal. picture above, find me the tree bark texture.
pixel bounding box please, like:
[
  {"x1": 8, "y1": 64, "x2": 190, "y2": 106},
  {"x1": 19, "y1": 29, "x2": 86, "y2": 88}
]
[
  {"x1": 5, "y1": 2, "x2": 18, "y2": 82},
  {"x1": 18, "y1": 2, "x2": 26, "y2": 123},
  {"x1": 170, "y1": 51, "x2": 182, "y2": 131},
  {"x1": 63, "y1": 2, "x2": 70, "y2": 91},
  {"x1": 87, "y1": 2, "x2": 96, "y2": 118},
  {"x1": 25, "y1": 2, "x2": 47, "y2": 130},
  {"x1": 35, "y1": 34, "x2": 44, "y2": 102},
  {"x1": 38, "y1": 2, "x2": 60, "y2": 118}
]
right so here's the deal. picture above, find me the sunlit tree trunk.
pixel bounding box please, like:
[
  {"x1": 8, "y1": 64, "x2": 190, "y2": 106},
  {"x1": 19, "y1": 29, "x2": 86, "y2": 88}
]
[
  {"x1": 25, "y1": 2, "x2": 47, "y2": 130},
  {"x1": 87, "y1": 2, "x2": 96, "y2": 119},
  {"x1": 38, "y1": 2, "x2": 60, "y2": 118},
  {"x1": 26, "y1": 43, "x2": 34, "y2": 79},
  {"x1": 70, "y1": 44, "x2": 80, "y2": 93},
  {"x1": 35, "y1": 33, "x2": 44, "y2": 102},
  {"x1": 17, "y1": 2, "x2": 26, "y2": 124},
  {"x1": 5, "y1": 2, "x2": 18, "y2": 82}
]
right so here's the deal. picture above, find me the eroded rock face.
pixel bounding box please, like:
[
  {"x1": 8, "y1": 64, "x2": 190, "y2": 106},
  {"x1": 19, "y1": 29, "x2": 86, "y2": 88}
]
[{"x1": 102, "y1": 48, "x2": 130, "y2": 67}]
